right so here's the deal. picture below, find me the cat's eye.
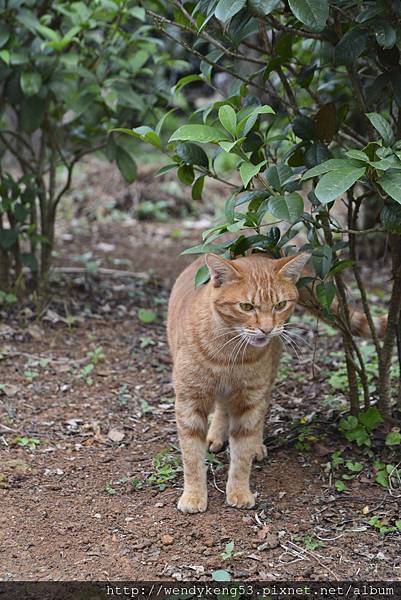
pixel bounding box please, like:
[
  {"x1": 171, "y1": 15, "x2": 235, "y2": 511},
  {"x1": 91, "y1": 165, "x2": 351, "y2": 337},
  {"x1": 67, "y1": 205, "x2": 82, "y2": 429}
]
[
  {"x1": 274, "y1": 300, "x2": 287, "y2": 311},
  {"x1": 239, "y1": 302, "x2": 254, "y2": 312}
]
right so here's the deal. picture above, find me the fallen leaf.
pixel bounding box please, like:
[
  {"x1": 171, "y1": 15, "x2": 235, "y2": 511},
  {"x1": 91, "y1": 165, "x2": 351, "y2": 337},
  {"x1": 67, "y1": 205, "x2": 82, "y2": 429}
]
[
  {"x1": 26, "y1": 325, "x2": 44, "y2": 340},
  {"x1": 107, "y1": 429, "x2": 125, "y2": 443},
  {"x1": 0, "y1": 383, "x2": 20, "y2": 397},
  {"x1": 258, "y1": 533, "x2": 279, "y2": 550}
]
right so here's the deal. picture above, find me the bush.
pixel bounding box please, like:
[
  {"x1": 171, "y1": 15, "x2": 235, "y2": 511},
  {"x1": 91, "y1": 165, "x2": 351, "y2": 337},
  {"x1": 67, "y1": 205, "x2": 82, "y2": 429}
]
[
  {"x1": 130, "y1": 0, "x2": 401, "y2": 421},
  {"x1": 0, "y1": 0, "x2": 173, "y2": 290}
]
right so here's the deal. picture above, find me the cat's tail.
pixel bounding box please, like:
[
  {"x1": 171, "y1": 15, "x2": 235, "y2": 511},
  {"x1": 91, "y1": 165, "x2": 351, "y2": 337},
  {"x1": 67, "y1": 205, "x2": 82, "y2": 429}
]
[{"x1": 298, "y1": 286, "x2": 387, "y2": 339}]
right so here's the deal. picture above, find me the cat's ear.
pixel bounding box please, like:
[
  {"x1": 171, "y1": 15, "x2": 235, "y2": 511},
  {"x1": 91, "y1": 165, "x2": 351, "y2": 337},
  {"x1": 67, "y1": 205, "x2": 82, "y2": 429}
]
[
  {"x1": 276, "y1": 253, "x2": 310, "y2": 283},
  {"x1": 205, "y1": 254, "x2": 240, "y2": 288}
]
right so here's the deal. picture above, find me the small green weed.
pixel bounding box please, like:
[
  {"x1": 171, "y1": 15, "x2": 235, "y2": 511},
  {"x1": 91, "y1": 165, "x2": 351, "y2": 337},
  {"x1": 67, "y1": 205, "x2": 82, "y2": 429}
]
[
  {"x1": 373, "y1": 461, "x2": 401, "y2": 489},
  {"x1": 295, "y1": 534, "x2": 324, "y2": 551},
  {"x1": 131, "y1": 477, "x2": 143, "y2": 491},
  {"x1": 148, "y1": 447, "x2": 182, "y2": 490},
  {"x1": 0, "y1": 291, "x2": 17, "y2": 305},
  {"x1": 221, "y1": 541, "x2": 242, "y2": 560},
  {"x1": 79, "y1": 346, "x2": 105, "y2": 385},
  {"x1": 369, "y1": 516, "x2": 401, "y2": 536},
  {"x1": 139, "y1": 335, "x2": 155, "y2": 348},
  {"x1": 16, "y1": 436, "x2": 41, "y2": 450},
  {"x1": 105, "y1": 483, "x2": 118, "y2": 495},
  {"x1": 339, "y1": 407, "x2": 383, "y2": 447}
]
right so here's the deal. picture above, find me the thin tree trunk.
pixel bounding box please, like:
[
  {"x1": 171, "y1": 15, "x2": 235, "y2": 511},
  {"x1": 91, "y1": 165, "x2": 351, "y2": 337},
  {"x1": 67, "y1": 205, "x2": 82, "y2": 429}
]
[
  {"x1": 378, "y1": 233, "x2": 401, "y2": 420},
  {"x1": 320, "y1": 212, "x2": 362, "y2": 415}
]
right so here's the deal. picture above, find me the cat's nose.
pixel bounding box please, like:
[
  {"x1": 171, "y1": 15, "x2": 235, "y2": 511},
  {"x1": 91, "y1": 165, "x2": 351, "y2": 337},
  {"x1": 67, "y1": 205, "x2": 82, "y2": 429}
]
[{"x1": 258, "y1": 327, "x2": 271, "y2": 335}]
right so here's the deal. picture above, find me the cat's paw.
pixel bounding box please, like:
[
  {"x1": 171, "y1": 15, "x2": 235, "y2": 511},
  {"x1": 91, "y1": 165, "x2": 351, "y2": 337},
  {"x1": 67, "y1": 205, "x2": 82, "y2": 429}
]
[
  {"x1": 254, "y1": 443, "x2": 267, "y2": 462},
  {"x1": 177, "y1": 491, "x2": 207, "y2": 513},
  {"x1": 226, "y1": 488, "x2": 256, "y2": 509},
  {"x1": 207, "y1": 435, "x2": 226, "y2": 453}
]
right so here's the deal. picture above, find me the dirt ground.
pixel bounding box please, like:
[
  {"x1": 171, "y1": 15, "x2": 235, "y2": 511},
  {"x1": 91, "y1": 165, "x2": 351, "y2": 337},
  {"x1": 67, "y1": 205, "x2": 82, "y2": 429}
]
[{"x1": 0, "y1": 160, "x2": 400, "y2": 582}]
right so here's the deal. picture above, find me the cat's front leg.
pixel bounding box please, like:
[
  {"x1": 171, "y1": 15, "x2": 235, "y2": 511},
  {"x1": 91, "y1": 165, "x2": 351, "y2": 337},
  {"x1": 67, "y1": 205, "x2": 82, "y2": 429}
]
[
  {"x1": 226, "y1": 396, "x2": 267, "y2": 509},
  {"x1": 175, "y1": 393, "x2": 210, "y2": 513}
]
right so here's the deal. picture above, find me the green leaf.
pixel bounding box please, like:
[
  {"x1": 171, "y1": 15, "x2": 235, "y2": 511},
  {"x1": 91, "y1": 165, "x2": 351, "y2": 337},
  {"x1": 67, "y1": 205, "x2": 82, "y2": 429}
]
[
  {"x1": 381, "y1": 203, "x2": 401, "y2": 233},
  {"x1": 375, "y1": 470, "x2": 389, "y2": 488},
  {"x1": 288, "y1": 0, "x2": 329, "y2": 32},
  {"x1": 218, "y1": 105, "x2": 237, "y2": 137},
  {"x1": 195, "y1": 264, "x2": 210, "y2": 288},
  {"x1": 359, "y1": 407, "x2": 383, "y2": 431},
  {"x1": 173, "y1": 74, "x2": 204, "y2": 95},
  {"x1": 304, "y1": 142, "x2": 331, "y2": 168},
  {"x1": 345, "y1": 461, "x2": 363, "y2": 472},
  {"x1": 302, "y1": 159, "x2": 363, "y2": 180},
  {"x1": 20, "y1": 71, "x2": 42, "y2": 96},
  {"x1": 102, "y1": 87, "x2": 118, "y2": 112},
  {"x1": 176, "y1": 142, "x2": 208, "y2": 168},
  {"x1": 293, "y1": 115, "x2": 315, "y2": 140},
  {"x1": 248, "y1": 0, "x2": 280, "y2": 16},
  {"x1": 192, "y1": 176, "x2": 205, "y2": 200},
  {"x1": 177, "y1": 164, "x2": 195, "y2": 185},
  {"x1": 346, "y1": 149, "x2": 369, "y2": 162},
  {"x1": 385, "y1": 431, "x2": 401, "y2": 446},
  {"x1": 0, "y1": 49, "x2": 9, "y2": 65},
  {"x1": 215, "y1": 0, "x2": 246, "y2": 23},
  {"x1": 316, "y1": 281, "x2": 336, "y2": 310},
  {"x1": 227, "y1": 219, "x2": 246, "y2": 232},
  {"x1": 169, "y1": 125, "x2": 227, "y2": 143},
  {"x1": 0, "y1": 228, "x2": 18, "y2": 250},
  {"x1": 268, "y1": 193, "x2": 304, "y2": 223},
  {"x1": 335, "y1": 29, "x2": 368, "y2": 65},
  {"x1": 0, "y1": 23, "x2": 9, "y2": 48},
  {"x1": 375, "y1": 20, "x2": 396, "y2": 49},
  {"x1": 155, "y1": 164, "x2": 178, "y2": 177},
  {"x1": 112, "y1": 126, "x2": 162, "y2": 149},
  {"x1": 378, "y1": 172, "x2": 401, "y2": 204},
  {"x1": 335, "y1": 480, "x2": 347, "y2": 493},
  {"x1": 315, "y1": 167, "x2": 366, "y2": 204},
  {"x1": 19, "y1": 96, "x2": 45, "y2": 133},
  {"x1": 265, "y1": 164, "x2": 293, "y2": 190},
  {"x1": 116, "y1": 147, "x2": 137, "y2": 183},
  {"x1": 239, "y1": 160, "x2": 266, "y2": 187},
  {"x1": 312, "y1": 245, "x2": 332, "y2": 278},
  {"x1": 212, "y1": 569, "x2": 231, "y2": 582},
  {"x1": 219, "y1": 138, "x2": 245, "y2": 152},
  {"x1": 365, "y1": 113, "x2": 394, "y2": 146},
  {"x1": 138, "y1": 309, "x2": 156, "y2": 324}
]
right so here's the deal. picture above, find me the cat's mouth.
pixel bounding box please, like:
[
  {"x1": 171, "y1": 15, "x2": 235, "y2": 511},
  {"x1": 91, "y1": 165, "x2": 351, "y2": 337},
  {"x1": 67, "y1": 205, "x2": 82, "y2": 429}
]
[{"x1": 248, "y1": 334, "x2": 270, "y2": 347}]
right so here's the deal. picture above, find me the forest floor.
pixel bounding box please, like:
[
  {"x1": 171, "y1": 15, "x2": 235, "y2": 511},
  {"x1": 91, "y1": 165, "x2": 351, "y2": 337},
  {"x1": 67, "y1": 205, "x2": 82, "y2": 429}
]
[{"x1": 0, "y1": 159, "x2": 400, "y2": 582}]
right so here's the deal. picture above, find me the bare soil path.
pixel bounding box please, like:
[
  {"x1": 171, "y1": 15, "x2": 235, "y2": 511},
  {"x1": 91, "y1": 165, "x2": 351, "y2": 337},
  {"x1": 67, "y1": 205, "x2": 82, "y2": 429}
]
[{"x1": 1, "y1": 163, "x2": 400, "y2": 582}]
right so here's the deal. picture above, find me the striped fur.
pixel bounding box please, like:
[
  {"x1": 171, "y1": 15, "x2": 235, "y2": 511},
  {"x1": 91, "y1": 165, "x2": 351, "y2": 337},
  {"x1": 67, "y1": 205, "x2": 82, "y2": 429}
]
[{"x1": 167, "y1": 252, "x2": 386, "y2": 513}]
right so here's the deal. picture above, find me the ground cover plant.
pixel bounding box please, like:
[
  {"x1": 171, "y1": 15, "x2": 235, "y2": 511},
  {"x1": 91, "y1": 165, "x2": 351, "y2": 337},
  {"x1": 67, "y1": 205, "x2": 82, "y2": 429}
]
[{"x1": 0, "y1": 0, "x2": 175, "y2": 289}]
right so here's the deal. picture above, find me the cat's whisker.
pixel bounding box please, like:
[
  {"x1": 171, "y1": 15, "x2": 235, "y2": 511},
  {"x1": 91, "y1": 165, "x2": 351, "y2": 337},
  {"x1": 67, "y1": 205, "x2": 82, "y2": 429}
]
[
  {"x1": 280, "y1": 332, "x2": 300, "y2": 358},
  {"x1": 227, "y1": 335, "x2": 248, "y2": 370},
  {"x1": 281, "y1": 331, "x2": 302, "y2": 353},
  {"x1": 282, "y1": 329, "x2": 309, "y2": 350},
  {"x1": 241, "y1": 337, "x2": 252, "y2": 366},
  {"x1": 208, "y1": 332, "x2": 245, "y2": 359},
  {"x1": 284, "y1": 323, "x2": 311, "y2": 331},
  {"x1": 282, "y1": 327, "x2": 311, "y2": 348}
]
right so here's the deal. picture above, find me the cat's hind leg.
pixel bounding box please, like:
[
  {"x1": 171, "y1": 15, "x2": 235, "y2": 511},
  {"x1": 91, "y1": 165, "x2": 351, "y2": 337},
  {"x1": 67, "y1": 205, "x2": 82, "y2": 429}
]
[{"x1": 207, "y1": 403, "x2": 229, "y2": 453}]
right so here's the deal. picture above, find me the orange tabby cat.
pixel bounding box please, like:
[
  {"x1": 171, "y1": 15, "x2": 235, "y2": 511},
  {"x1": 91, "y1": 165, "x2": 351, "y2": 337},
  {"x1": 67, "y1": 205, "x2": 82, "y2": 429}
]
[{"x1": 167, "y1": 252, "x2": 385, "y2": 513}]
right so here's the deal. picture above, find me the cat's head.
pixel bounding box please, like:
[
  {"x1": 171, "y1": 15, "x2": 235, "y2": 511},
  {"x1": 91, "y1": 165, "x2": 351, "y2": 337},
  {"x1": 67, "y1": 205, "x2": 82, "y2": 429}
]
[{"x1": 205, "y1": 252, "x2": 309, "y2": 347}]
